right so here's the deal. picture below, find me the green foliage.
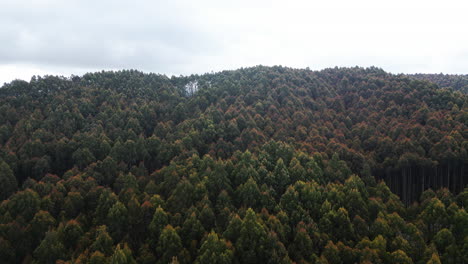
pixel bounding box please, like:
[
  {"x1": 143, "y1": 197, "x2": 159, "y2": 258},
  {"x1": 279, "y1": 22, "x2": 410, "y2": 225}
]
[
  {"x1": 33, "y1": 230, "x2": 66, "y2": 264},
  {"x1": 91, "y1": 225, "x2": 114, "y2": 256},
  {"x1": 0, "y1": 67, "x2": 467, "y2": 263},
  {"x1": 110, "y1": 244, "x2": 136, "y2": 264},
  {"x1": 157, "y1": 225, "x2": 183, "y2": 264},
  {"x1": 235, "y1": 208, "x2": 270, "y2": 263},
  {"x1": 195, "y1": 231, "x2": 233, "y2": 264},
  {"x1": 0, "y1": 160, "x2": 17, "y2": 200},
  {"x1": 8, "y1": 188, "x2": 40, "y2": 221}
]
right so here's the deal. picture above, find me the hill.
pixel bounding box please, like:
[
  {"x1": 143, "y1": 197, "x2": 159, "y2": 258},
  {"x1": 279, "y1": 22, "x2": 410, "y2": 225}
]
[
  {"x1": 0, "y1": 66, "x2": 467, "y2": 263},
  {"x1": 408, "y1": 73, "x2": 468, "y2": 94}
]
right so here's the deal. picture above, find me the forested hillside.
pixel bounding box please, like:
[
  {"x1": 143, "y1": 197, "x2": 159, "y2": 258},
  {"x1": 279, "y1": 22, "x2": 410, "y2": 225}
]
[
  {"x1": 0, "y1": 66, "x2": 467, "y2": 263},
  {"x1": 409, "y1": 73, "x2": 468, "y2": 94}
]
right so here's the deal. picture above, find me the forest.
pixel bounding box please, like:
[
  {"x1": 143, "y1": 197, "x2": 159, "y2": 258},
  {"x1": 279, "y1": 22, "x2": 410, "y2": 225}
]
[{"x1": 0, "y1": 66, "x2": 467, "y2": 263}]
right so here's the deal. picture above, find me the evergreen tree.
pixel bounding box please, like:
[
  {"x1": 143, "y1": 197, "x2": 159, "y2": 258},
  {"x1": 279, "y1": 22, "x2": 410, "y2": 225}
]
[
  {"x1": 195, "y1": 231, "x2": 233, "y2": 264},
  {"x1": 0, "y1": 161, "x2": 17, "y2": 200}
]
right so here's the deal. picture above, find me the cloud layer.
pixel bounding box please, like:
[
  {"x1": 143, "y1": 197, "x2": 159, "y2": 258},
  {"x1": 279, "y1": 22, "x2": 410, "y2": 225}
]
[{"x1": 1, "y1": 0, "x2": 468, "y2": 84}]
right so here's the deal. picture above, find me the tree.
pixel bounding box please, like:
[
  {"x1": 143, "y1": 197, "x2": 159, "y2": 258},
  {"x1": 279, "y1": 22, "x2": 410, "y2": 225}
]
[
  {"x1": 63, "y1": 191, "x2": 84, "y2": 218},
  {"x1": 0, "y1": 160, "x2": 17, "y2": 200},
  {"x1": 452, "y1": 209, "x2": 468, "y2": 241},
  {"x1": 223, "y1": 214, "x2": 243, "y2": 243},
  {"x1": 33, "y1": 230, "x2": 66, "y2": 264},
  {"x1": 236, "y1": 178, "x2": 261, "y2": 209},
  {"x1": 324, "y1": 153, "x2": 351, "y2": 183},
  {"x1": 29, "y1": 210, "x2": 56, "y2": 244},
  {"x1": 107, "y1": 201, "x2": 128, "y2": 241},
  {"x1": 60, "y1": 219, "x2": 83, "y2": 249},
  {"x1": 433, "y1": 228, "x2": 455, "y2": 253},
  {"x1": 426, "y1": 253, "x2": 442, "y2": 264},
  {"x1": 167, "y1": 178, "x2": 195, "y2": 213},
  {"x1": 195, "y1": 231, "x2": 233, "y2": 264},
  {"x1": 114, "y1": 173, "x2": 138, "y2": 193},
  {"x1": 235, "y1": 208, "x2": 269, "y2": 263},
  {"x1": 322, "y1": 240, "x2": 341, "y2": 264},
  {"x1": 90, "y1": 251, "x2": 108, "y2": 264},
  {"x1": 72, "y1": 147, "x2": 96, "y2": 169},
  {"x1": 419, "y1": 198, "x2": 447, "y2": 235},
  {"x1": 149, "y1": 206, "x2": 168, "y2": 243},
  {"x1": 137, "y1": 243, "x2": 156, "y2": 264},
  {"x1": 288, "y1": 157, "x2": 307, "y2": 183},
  {"x1": 271, "y1": 158, "x2": 291, "y2": 195},
  {"x1": 288, "y1": 226, "x2": 313, "y2": 263},
  {"x1": 95, "y1": 189, "x2": 118, "y2": 225},
  {"x1": 181, "y1": 212, "x2": 205, "y2": 255},
  {"x1": 110, "y1": 244, "x2": 137, "y2": 264},
  {"x1": 320, "y1": 207, "x2": 354, "y2": 241},
  {"x1": 157, "y1": 225, "x2": 183, "y2": 264},
  {"x1": 8, "y1": 188, "x2": 40, "y2": 221},
  {"x1": 390, "y1": 250, "x2": 413, "y2": 264},
  {"x1": 91, "y1": 225, "x2": 114, "y2": 256},
  {"x1": 0, "y1": 237, "x2": 16, "y2": 263}
]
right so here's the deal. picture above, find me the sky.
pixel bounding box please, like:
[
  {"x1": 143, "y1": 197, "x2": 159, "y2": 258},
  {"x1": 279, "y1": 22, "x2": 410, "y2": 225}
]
[{"x1": 1, "y1": 0, "x2": 468, "y2": 85}]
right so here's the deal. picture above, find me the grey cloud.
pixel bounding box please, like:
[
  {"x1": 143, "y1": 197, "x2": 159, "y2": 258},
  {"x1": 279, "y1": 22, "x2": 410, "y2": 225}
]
[
  {"x1": 0, "y1": 0, "x2": 224, "y2": 73},
  {"x1": 1, "y1": 0, "x2": 468, "y2": 83}
]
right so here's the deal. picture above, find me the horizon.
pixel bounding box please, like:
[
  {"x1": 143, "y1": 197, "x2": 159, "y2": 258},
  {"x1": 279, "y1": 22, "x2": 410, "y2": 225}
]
[{"x1": 2, "y1": 65, "x2": 466, "y2": 86}]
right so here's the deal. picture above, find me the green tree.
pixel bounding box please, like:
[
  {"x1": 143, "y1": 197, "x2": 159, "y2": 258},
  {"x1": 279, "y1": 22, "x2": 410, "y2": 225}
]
[
  {"x1": 72, "y1": 147, "x2": 96, "y2": 169},
  {"x1": 390, "y1": 250, "x2": 413, "y2": 264},
  {"x1": 60, "y1": 219, "x2": 83, "y2": 249},
  {"x1": 195, "y1": 231, "x2": 233, "y2": 264},
  {"x1": 8, "y1": 188, "x2": 40, "y2": 221},
  {"x1": 419, "y1": 198, "x2": 447, "y2": 235},
  {"x1": 223, "y1": 214, "x2": 243, "y2": 243},
  {"x1": 271, "y1": 158, "x2": 291, "y2": 195},
  {"x1": 426, "y1": 253, "x2": 442, "y2": 264},
  {"x1": 181, "y1": 212, "x2": 205, "y2": 255},
  {"x1": 33, "y1": 230, "x2": 66, "y2": 264},
  {"x1": 114, "y1": 173, "x2": 138, "y2": 193},
  {"x1": 149, "y1": 206, "x2": 168, "y2": 243},
  {"x1": 107, "y1": 201, "x2": 128, "y2": 241},
  {"x1": 0, "y1": 160, "x2": 17, "y2": 200},
  {"x1": 322, "y1": 240, "x2": 341, "y2": 264},
  {"x1": 236, "y1": 177, "x2": 261, "y2": 209},
  {"x1": 324, "y1": 153, "x2": 351, "y2": 183},
  {"x1": 157, "y1": 225, "x2": 183, "y2": 264},
  {"x1": 110, "y1": 244, "x2": 137, "y2": 264},
  {"x1": 433, "y1": 228, "x2": 455, "y2": 253},
  {"x1": 167, "y1": 178, "x2": 195, "y2": 213},
  {"x1": 235, "y1": 208, "x2": 269, "y2": 263},
  {"x1": 63, "y1": 191, "x2": 84, "y2": 218},
  {"x1": 90, "y1": 251, "x2": 108, "y2": 264},
  {"x1": 288, "y1": 226, "x2": 314, "y2": 263},
  {"x1": 91, "y1": 225, "x2": 114, "y2": 256},
  {"x1": 0, "y1": 237, "x2": 15, "y2": 263},
  {"x1": 29, "y1": 210, "x2": 56, "y2": 244}
]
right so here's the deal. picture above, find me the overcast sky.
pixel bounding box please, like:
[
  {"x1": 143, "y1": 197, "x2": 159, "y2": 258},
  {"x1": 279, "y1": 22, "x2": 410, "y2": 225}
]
[{"x1": 1, "y1": 0, "x2": 468, "y2": 84}]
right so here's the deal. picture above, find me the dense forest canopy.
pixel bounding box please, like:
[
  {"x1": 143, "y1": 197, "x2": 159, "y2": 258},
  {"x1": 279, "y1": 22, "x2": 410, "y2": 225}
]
[
  {"x1": 408, "y1": 73, "x2": 468, "y2": 94},
  {"x1": 0, "y1": 66, "x2": 467, "y2": 263}
]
